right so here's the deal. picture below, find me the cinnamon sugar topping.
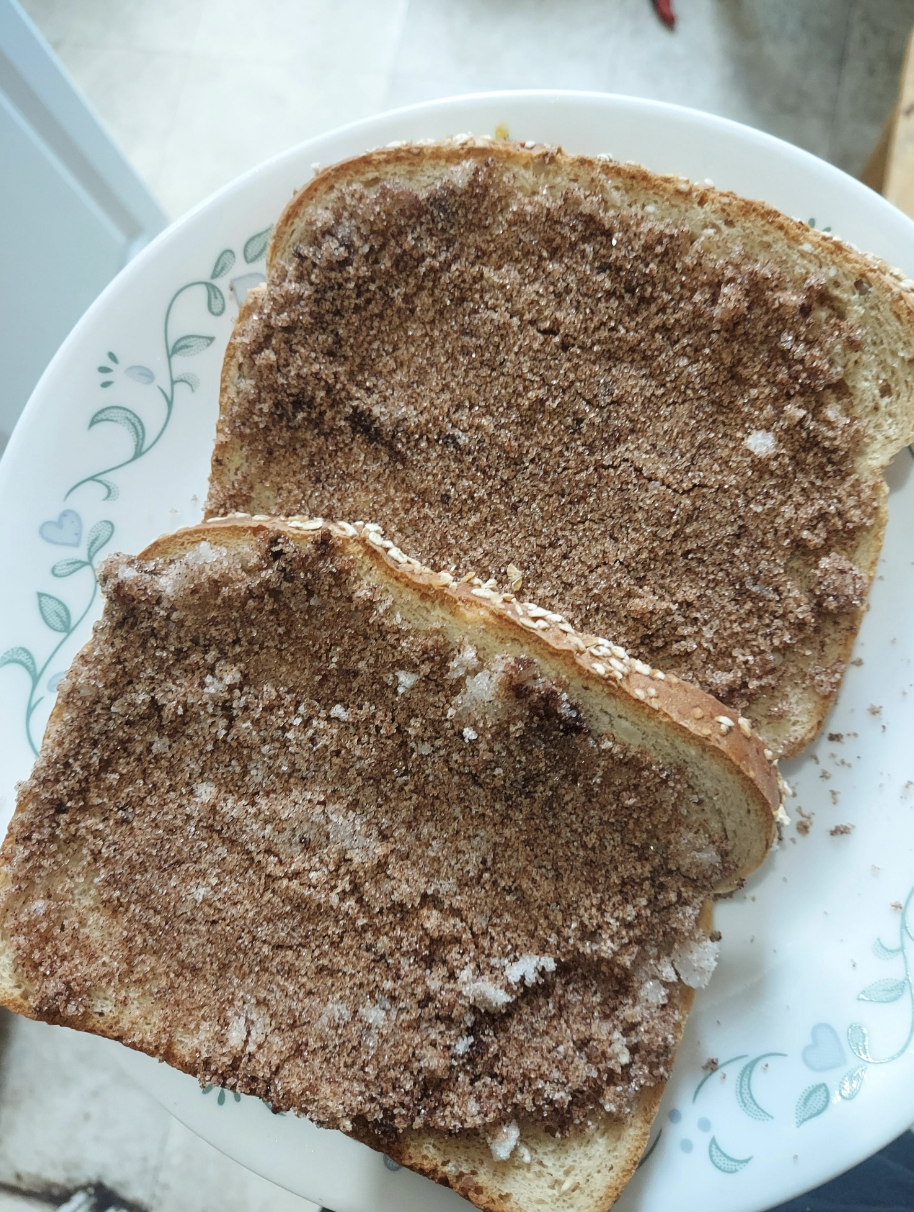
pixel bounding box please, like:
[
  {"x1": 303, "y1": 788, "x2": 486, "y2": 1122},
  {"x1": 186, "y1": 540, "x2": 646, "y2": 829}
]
[{"x1": 1, "y1": 529, "x2": 732, "y2": 1137}]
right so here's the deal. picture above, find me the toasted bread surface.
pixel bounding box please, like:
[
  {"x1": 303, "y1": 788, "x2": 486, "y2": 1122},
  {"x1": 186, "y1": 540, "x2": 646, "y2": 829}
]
[
  {"x1": 207, "y1": 138, "x2": 914, "y2": 757},
  {"x1": 0, "y1": 516, "x2": 777, "y2": 1212}
]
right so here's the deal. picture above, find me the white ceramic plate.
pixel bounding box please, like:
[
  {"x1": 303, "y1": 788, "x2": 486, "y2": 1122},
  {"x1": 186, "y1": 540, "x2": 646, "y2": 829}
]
[{"x1": 2, "y1": 91, "x2": 914, "y2": 1212}]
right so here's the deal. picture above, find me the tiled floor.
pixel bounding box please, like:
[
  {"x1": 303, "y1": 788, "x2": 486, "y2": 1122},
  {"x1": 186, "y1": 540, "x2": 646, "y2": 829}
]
[
  {"x1": 8, "y1": 0, "x2": 914, "y2": 1209},
  {"x1": 19, "y1": 0, "x2": 914, "y2": 219}
]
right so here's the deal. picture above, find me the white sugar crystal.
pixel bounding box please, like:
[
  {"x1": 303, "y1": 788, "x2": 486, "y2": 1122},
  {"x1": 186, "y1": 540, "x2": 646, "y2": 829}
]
[
  {"x1": 359, "y1": 1003, "x2": 387, "y2": 1027},
  {"x1": 117, "y1": 564, "x2": 137, "y2": 581},
  {"x1": 454, "y1": 1034, "x2": 474, "y2": 1056},
  {"x1": 488, "y1": 1121, "x2": 520, "y2": 1161},
  {"x1": 505, "y1": 954, "x2": 556, "y2": 987},
  {"x1": 744, "y1": 429, "x2": 777, "y2": 458},
  {"x1": 462, "y1": 727, "x2": 478, "y2": 742},
  {"x1": 329, "y1": 703, "x2": 349, "y2": 721},
  {"x1": 318, "y1": 999, "x2": 351, "y2": 1027},
  {"x1": 640, "y1": 979, "x2": 668, "y2": 1006},
  {"x1": 672, "y1": 938, "x2": 720, "y2": 988},
  {"x1": 396, "y1": 670, "x2": 420, "y2": 695},
  {"x1": 227, "y1": 1014, "x2": 247, "y2": 1051},
  {"x1": 461, "y1": 976, "x2": 513, "y2": 1013},
  {"x1": 447, "y1": 643, "x2": 479, "y2": 679}
]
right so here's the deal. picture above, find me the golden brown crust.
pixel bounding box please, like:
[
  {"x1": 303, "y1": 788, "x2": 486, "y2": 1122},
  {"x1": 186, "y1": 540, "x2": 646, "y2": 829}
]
[{"x1": 271, "y1": 137, "x2": 914, "y2": 354}]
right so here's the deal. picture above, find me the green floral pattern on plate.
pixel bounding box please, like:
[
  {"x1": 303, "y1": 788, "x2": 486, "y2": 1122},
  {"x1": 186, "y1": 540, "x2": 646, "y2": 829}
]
[{"x1": 0, "y1": 226, "x2": 271, "y2": 753}]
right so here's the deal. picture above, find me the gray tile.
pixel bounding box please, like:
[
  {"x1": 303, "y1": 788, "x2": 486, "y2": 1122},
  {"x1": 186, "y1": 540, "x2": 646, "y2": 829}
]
[
  {"x1": 193, "y1": 0, "x2": 407, "y2": 67},
  {"x1": 51, "y1": 42, "x2": 192, "y2": 214},
  {"x1": 151, "y1": 1118, "x2": 320, "y2": 1212},
  {"x1": 387, "y1": 0, "x2": 852, "y2": 163},
  {"x1": 0, "y1": 1013, "x2": 168, "y2": 1206},
  {"x1": 830, "y1": 0, "x2": 914, "y2": 177},
  {"x1": 34, "y1": 0, "x2": 205, "y2": 55},
  {"x1": 153, "y1": 49, "x2": 392, "y2": 215},
  {"x1": 17, "y1": 0, "x2": 74, "y2": 46}
]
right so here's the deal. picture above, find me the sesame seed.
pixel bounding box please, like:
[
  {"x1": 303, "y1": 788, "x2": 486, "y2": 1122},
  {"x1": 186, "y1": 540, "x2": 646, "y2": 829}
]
[
  {"x1": 737, "y1": 717, "x2": 752, "y2": 738},
  {"x1": 692, "y1": 708, "x2": 704, "y2": 719},
  {"x1": 592, "y1": 662, "x2": 607, "y2": 676},
  {"x1": 647, "y1": 687, "x2": 658, "y2": 698},
  {"x1": 634, "y1": 688, "x2": 646, "y2": 700}
]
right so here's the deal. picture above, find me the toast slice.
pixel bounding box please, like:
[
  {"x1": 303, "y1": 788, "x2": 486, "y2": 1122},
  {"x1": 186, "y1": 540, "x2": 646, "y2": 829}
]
[
  {"x1": 0, "y1": 516, "x2": 778, "y2": 1212},
  {"x1": 206, "y1": 137, "x2": 914, "y2": 757}
]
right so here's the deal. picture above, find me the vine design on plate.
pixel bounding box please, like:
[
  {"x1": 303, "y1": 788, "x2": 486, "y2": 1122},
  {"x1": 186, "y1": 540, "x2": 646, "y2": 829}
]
[
  {"x1": 638, "y1": 881, "x2": 914, "y2": 1178},
  {"x1": 0, "y1": 226, "x2": 271, "y2": 754},
  {"x1": 66, "y1": 227, "x2": 271, "y2": 503},
  {"x1": 843, "y1": 882, "x2": 914, "y2": 1083},
  {"x1": 0, "y1": 517, "x2": 114, "y2": 755}
]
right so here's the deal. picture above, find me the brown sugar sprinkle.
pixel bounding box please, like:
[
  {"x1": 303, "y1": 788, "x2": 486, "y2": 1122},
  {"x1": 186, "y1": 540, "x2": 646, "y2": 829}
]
[
  {"x1": 208, "y1": 154, "x2": 875, "y2": 743},
  {"x1": 830, "y1": 824, "x2": 855, "y2": 836},
  {"x1": 1, "y1": 529, "x2": 730, "y2": 1138}
]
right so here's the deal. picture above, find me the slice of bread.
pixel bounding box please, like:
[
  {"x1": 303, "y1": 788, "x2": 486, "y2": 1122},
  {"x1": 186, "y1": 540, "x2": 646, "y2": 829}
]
[
  {"x1": 0, "y1": 516, "x2": 778, "y2": 1212},
  {"x1": 206, "y1": 137, "x2": 914, "y2": 758}
]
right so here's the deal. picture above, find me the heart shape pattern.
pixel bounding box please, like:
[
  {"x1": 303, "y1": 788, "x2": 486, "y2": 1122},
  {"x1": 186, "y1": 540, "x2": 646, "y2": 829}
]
[
  {"x1": 39, "y1": 510, "x2": 82, "y2": 547},
  {"x1": 802, "y1": 1022, "x2": 846, "y2": 1072}
]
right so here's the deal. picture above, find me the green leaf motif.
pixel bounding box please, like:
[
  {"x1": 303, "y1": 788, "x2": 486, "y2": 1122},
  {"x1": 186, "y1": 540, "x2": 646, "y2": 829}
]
[
  {"x1": 708, "y1": 1137, "x2": 751, "y2": 1174},
  {"x1": 848, "y1": 1023, "x2": 875, "y2": 1062},
  {"x1": 211, "y1": 248, "x2": 235, "y2": 279},
  {"x1": 0, "y1": 647, "x2": 37, "y2": 681},
  {"x1": 89, "y1": 405, "x2": 146, "y2": 459},
  {"x1": 97, "y1": 478, "x2": 120, "y2": 501},
  {"x1": 98, "y1": 365, "x2": 112, "y2": 373},
  {"x1": 38, "y1": 592, "x2": 71, "y2": 634},
  {"x1": 174, "y1": 372, "x2": 199, "y2": 391},
  {"x1": 171, "y1": 334, "x2": 215, "y2": 357},
  {"x1": 873, "y1": 938, "x2": 902, "y2": 960},
  {"x1": 87, "y1": 520, "x2": 115, "y2": 562},
  {"x1": 636, "y1": 1127, "x2": 662, "y2": 1170},
  {"x1": 108, "y1": 351, "x2": 119, "y2": 364},
  {"x1": 859, "y1": 978, "x2": 907, "y2": 1003},
  {"x1": 101, "y1": 380, "x2": 113, "y2": 388},
  {"x1": 244, "y1": 226, "x2": 272, "y2": 264},
  {"x1": 204, "y1": 282, "x2": 226, "y2": 316},
  {"x1": 736, "y1": 1057, "x2": 774, "y2": 1122},
  {"x1": 796, "y1": 1083, "x2": 830, "y2": 1127},
  {"x1": 52, "y1": 558, "x2": 87, "y2": 578},
  {"x1": 838, "y1": 1065, "x2": 866, "y2": 1101}
]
